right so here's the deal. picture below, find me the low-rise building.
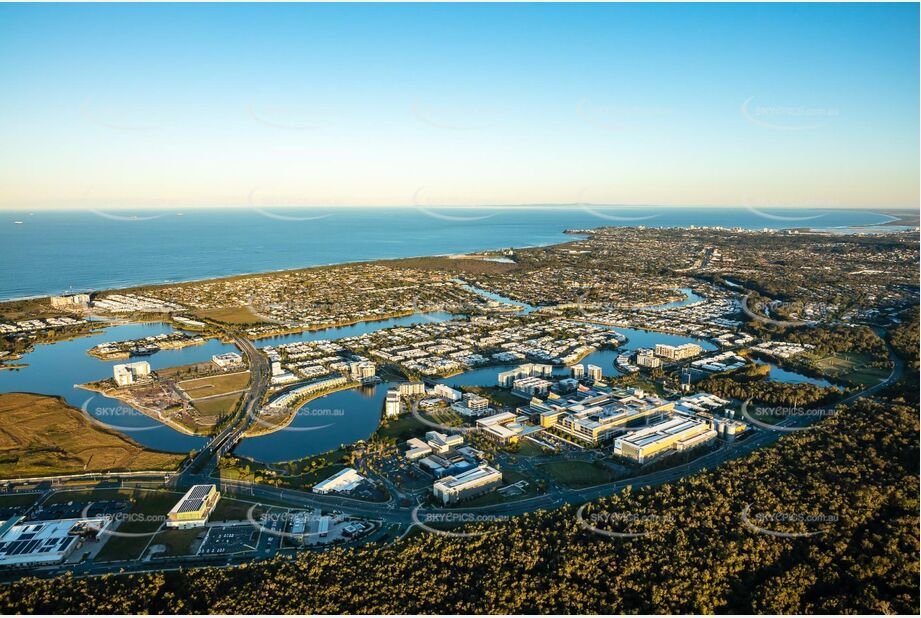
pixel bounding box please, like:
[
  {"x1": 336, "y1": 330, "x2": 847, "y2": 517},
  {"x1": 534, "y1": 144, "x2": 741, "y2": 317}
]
[
  {"x1": 166, "y1": 485, "x2": 220, "y2": 529},
  {"x1": 212, "y1": 352, "x2": 243, "y2": 368},
  {"x1": 613, "y1": 416, "x2": 717, "y2": 463},
  {"x1": 432, "y1": 464, "x2": 503, "y2": 505},
  {"x1": 0, "y1": 516, "x2": 111, "y2": 568},
  {"x1": 313, "y1": 468, "x2": 367, "y2": 495},
  {"x1": 112, "y1": 361, "x2": 151, "y2": 387},
  {"x1": 425, "y1": 431, "x2": 464, "y2": 454},
  {"x1": 404, "y1": 437, "x2": 433, "y2": 460}
]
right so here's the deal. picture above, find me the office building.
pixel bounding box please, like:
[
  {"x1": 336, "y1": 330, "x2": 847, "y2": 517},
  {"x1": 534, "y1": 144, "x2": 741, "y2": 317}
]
[
  {"x1": 112, "y1": 361, "x2": 151, "y2": 387},
  {"x1": 425, "y1": 431, "x2": 464, "y2": 454},
  {"x1": 432, "y1": 464, "x2": 503, "y2": 505},
  {"x1": 476, "y1": 412, "x2": 525, "y2": 445},
  {"x1": 613, "y1": 416, "x2": 717, "y2": 463},
  {"x1": 166, "y1": 485, "x2": 220, "y2": 529},
  {"x1": 404, "y1": 437, "x2": 433, "y2": 460},
  {"x1": 512, "y1": 376, "x2": 552, "y2": 397}
]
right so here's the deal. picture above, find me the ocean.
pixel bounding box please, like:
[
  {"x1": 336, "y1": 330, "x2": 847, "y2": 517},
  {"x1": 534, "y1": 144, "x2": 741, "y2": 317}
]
[{"x1": 0, "y1": 206, "x2": 895, "y2": 300}]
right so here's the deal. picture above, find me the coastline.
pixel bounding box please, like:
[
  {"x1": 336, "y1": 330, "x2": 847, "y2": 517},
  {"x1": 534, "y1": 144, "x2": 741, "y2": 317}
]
[{"x1": 1, "y1": 206, "x2": 907, "y2": 303}]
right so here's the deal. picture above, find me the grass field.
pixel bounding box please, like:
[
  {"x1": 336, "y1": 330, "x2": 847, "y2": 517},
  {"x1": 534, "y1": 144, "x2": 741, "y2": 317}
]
[
  {"x1": 375, "y1": 414, "x2": 427, "y2": 442},
  {"x1": 149, "y1": 528, "x2": 206, "y2": 557},
  {"x1": 537, "y1": 460, "x2": 614, "y2": 489},
  {"x1": 809, "y1": 353, "x2": 890, "y2": 387},
  {"x1": 70, "y1": 488, "x2": 186, "y2": 562},
  {"x1": 192, "y1": 393, "x2": 243, "y2": 419},
  {"x1": 210, "y1": 497, "x2": 266, "y2": 522},
  {"x1": 0, "y1": 393, "x2": 184, "y2": 478},
  {"x1": 178, "y1": 371, "x2": 251, "y2": 398},
  {"x1": 196, "y1": 306, "x2": 265, "y2": 325},
  {"x1": 0, "y1": 493, "x2": 40, "y2": 508}
]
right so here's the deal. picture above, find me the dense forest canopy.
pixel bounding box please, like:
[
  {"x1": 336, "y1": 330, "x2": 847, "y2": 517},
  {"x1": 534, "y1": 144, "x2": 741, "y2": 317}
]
[{"x1": 2, "y1": 398, "x2": 917, "y2": 614}]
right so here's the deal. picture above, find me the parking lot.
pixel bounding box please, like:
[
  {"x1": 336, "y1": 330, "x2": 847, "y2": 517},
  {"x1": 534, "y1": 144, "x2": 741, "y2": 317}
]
[{"x1": 197, "y1": 524, "x2": 258, "y2": 556}]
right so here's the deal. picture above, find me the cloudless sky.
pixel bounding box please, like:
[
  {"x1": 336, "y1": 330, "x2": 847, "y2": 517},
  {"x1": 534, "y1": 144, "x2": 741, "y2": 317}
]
[{"x1": 0, "y1": 2, "x2": 917, "y2": 209}]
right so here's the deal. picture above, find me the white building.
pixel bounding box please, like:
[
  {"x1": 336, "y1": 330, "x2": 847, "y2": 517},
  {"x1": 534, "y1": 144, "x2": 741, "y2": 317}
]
[
  {"x1": 313, "y1": 468, "x2": 366, "y2": 495},
  {"x1": 349, "y1": 361, "x2": 377, "y2": 381},
  {"x1": 0, "y1": 516, "x2": 111, "y2": 567},
  {"x1": 385, "y1": 389, "x2": 402, "y2": 418},
  {"x1": 112, "y1": 361, "x2": 151, "y2": 387},
  {"x1": 433, "y1": 464, "x2": 503, "y2": 505},
  {"x1": 462, "y1": 393, "x2": 490, "y2": 414},
  {"x1": 397, "y1": 382, "x2": 426, "y2": 397},
  {"x1": 212, "y1": 352, "x2": 243, "y2": 368},
  {"x1": 50, "y1": 293, "x2": 91, "y2": 309},
  {"x1": 433, "y1": 383, "x2": 462, "y2": 402},
  {"x1": 654, "y1": 343, "x2": 703, "y2": 361},
  {"x1": 404, "y1": 437, "x2": 433, "y2": 460},
  {"x1": 570, "y1": 364, "x2": 585, "y2": 379},
  {"x1": 425, "y1": 431, "x2": 464, "y2": 454},
  {"x1": 635, "y1": 349, "x2": 662, "y2": 369},
  {"x1": 586, "y1": 364, "x2": 603, "y2": 382}
]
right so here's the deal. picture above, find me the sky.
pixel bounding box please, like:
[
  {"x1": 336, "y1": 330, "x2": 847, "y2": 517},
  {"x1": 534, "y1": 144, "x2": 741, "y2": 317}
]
[{"x1": 0, "y1": 2, "x2": 918, "y2": 210}]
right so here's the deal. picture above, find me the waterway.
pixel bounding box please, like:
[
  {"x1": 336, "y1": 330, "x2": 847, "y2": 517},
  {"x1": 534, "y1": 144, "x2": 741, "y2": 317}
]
[
  {"x1": 253, "y1": 312, "x2": 456, "y2": 347},
  {"x1": 233, "y1": 382, "x2": 394, "y2": 463}
]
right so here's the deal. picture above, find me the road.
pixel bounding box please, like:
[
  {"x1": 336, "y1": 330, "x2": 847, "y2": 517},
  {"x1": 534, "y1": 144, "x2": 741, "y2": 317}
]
[
  {"x1": 178, "y1": 332, "x2": 271, "y2": 484},
  {"x1": 1, "y1": 324, "x2": 906, "y2": 582}
]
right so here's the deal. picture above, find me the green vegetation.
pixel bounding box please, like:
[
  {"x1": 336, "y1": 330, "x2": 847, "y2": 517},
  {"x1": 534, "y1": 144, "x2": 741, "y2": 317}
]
[
  {"x1": 0, "y1": 393, "x2": 184, "y2": 478},
  {"x1": 374, "y1": 414, "x2": 427, "y2": 442},
  {"x1": 538, "y1": 460, "x2": 613, "y2": 488},
  {"x1": 697, "y1": 363, "x2": 841, "y2": 408},
  {"x1": 3, "y1": 398, "x2": 915, "y2": 613},
  {"x1": 149, "y1": 528, "x2": 205, "y2": 557}
]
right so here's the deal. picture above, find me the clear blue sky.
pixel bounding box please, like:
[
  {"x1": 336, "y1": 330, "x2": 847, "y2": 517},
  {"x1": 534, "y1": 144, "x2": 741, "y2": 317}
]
[{"x1": 0, "y1": 2, "x2": 917, "y2": 209}]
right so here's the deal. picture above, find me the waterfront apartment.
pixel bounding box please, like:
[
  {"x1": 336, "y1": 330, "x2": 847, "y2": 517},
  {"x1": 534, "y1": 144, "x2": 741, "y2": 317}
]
[
  {"x1": 654, "y1": 343, "x2": 703, "y2": 361},
  {"x1": 112, "y1": 361, "x2": 151, "y2": 387},
  {"x1": 166, "y1": 485, "x2": 220, "y2": 529},
  {"x1": 385, "y1": 389, "x2": 402, "y2": 418},
  {"x1": 432, "y1": 464, "x2": 503, "y2": 505}
]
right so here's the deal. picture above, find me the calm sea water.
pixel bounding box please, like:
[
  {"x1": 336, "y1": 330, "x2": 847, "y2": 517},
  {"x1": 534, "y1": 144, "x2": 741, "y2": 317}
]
[{"x1": 0, "y1": 207, "x2": 893, "y2": 300}]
